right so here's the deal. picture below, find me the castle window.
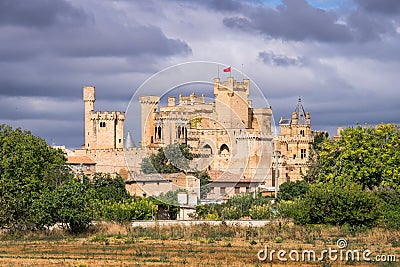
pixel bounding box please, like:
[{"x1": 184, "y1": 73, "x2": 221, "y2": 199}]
[
  {"x1": 220, "y1": 144, "x2": 230, "y2": 155},
  {"x1": 119, "y1": 139, "x2": 121, "y2": 143},
  {"x1": 300, "y1": 129, "x2": 305, "y2": 136},
  {"x1": 300, "y1": 149, "x2": 306, "y2": 159},
  {"x1": 100, "y1": 122, "x2": 106, "y2": 127}
]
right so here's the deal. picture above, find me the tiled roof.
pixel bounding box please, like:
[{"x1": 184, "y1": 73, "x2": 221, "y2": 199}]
[
  {"x1": 67, "y1": 156, "x2": 96, "y2": 165},
  {"x1": 295, "y1": 97, "x2": 307, "y2": 125},
  {"x1": 208, "y1": 170, "x2": 263, "y2": 183}
]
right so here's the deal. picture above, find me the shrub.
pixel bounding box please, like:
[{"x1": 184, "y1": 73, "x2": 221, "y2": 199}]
[
  {"x1": 249, "y1": 204, "x2": 271, "y2": 220},
  {"x1": 292, "y1": 182, "x2": 382, "y2": 228},
  {"x1": 277, "y1": 180, "x2": 309, "y2": 201},
  {"x1": 221, "y1": 206, "x2": 240, "y2": 220},
  {"x1": 100, "y1": 198, "x2": 158, "y2": 223}
]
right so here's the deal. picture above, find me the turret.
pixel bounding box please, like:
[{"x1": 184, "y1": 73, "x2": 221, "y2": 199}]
[{"x1": 83, "y1": 86, "x2": 95, "y2": 149}]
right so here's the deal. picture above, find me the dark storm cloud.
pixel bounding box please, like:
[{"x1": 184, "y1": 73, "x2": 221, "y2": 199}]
[
  {"x1": 0, "y1": 0, "x2": 86, "y2": 28},
  {"x1": 171, "y1": 0, "x2": 247, "y2": 12},
  {"x1": 223, "y1": 0, "x2": 352, "y2": 42},
  {"x1": 354, "y1": 0, "x2": 400, "y2": 15},
  {"x1": 0, "y1": 0, "x2": 192, "y2": 99},
  {"x1": 258, "y1": 51, "x2": 304, "y2": 67},
  {"x1": 347, "y1": 10, "x2": 397, "y2": 42},
  {"x1": 55, "y1": 25, "x2": 192, "y2": 58}
]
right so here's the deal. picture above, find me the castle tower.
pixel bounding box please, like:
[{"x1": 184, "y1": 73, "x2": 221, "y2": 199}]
[
  {"x1": 83, "y1": 86, "x2": 95, "y2": 149},
  {"x1": 213, "y1": 77, "x2": 251, "y2": 128},
  {"x1": 83, "y1": 86, "x2": 125, "y2": 150},
  {"x1": 273, "y1": 97, "x2": 313, "y2": 184},
  {"x1": 140, "y1": 96, "x2": 160, "y2": 147}
]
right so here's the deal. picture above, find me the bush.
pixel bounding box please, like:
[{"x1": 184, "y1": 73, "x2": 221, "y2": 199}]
[
  {"x1": 375, "y1": 187, "x2": 400, "y2": 229},
  {"x1": 99, "y1": 198, "x2": 158, "y2": 223},
  {"x1": 249, "y1": 204, "x2": 271, "y2": 220},
  {"x1": 291, "y1": 183, "x2": 382, "y2": 228},
  {"x1": 221, "y1": 206, "x2": 240, "y2": 220},
  {"x1": 277, "y1": 180, "x2": 309, "y2": 201}
]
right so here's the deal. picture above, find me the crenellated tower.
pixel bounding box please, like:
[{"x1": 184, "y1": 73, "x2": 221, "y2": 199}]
[
  {"x1": 140, "y1": 96, "x2": 160, "y2": 147},
  {"x1": 83, "y1": 86, "x2": 125, "y2": 149}
]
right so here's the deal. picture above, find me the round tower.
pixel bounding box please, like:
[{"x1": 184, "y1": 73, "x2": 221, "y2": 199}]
[{"x1": 83, "y1": 86, "x2": 95, "y2": 149}]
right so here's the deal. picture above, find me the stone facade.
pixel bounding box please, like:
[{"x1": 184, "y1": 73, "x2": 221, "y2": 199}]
[
  {"x1": 267, "y1": 98, "x2": 314, "y2": 190},
  {"x1": 71, "y1": 77, "x2": 278, "y2": 200},
  {"x1": 140, "y1": 77, "x2": 274, "y2": 185}
]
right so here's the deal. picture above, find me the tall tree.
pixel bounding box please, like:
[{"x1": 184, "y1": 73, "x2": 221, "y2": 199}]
[
  {"x1": 0, "y1": 125, "x2": 68, "y2": 228},
  {"x1": 307, "y1": 123, "x2": 400, "y2": 190},
  {"x1": 141, "y1": 143, "x2": 193, "y2": 174}
]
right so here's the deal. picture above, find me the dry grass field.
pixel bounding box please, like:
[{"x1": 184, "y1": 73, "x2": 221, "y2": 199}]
[{"x1": 0, "y1": 221, "x2": 399, "y2": 266}]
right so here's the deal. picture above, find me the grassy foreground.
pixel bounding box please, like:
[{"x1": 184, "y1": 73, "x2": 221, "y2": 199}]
[{"x1": 0, "y1": 221, "x2": 399, "y2": 266}]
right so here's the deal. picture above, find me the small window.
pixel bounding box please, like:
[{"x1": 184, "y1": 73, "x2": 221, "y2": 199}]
[
  {"x1": 100, "y1": 122, "x2": 106, "y2": 127},
  {"x1": 300, "y1": 149, "x2": 306, "y2": 159},
  {"x1": 235, "y1": 187, "x2": 240, "y2": 194},
  {"x1": 246, "y1": 187, "x2": 250, "y2": 193},
  {"x1": 210, "y1": 187, "x2": 214, "y2": 193},
  {"x1": 119, "y1": 139, "x2": 121, "y2": 143},
  {"x1": 220, "y1": 187, "x2": 226, "y2": 194},
  {"x1": 300, "y1": 129, "x2": 305, "y2": 136}
]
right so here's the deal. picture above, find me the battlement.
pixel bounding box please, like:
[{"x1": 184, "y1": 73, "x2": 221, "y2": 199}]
[
  {"x1": 178, "y1": 93, "x2": 205, "y2": 105},
  {"x1": 139, "y1": 95, "x2": 160, "y2": 104},
  {"x1": 213, "y1": 77, "x2": 250, "y2": 94},
  {"x1": 91, "y1": 111, "x2": 126, "y2": 121}
]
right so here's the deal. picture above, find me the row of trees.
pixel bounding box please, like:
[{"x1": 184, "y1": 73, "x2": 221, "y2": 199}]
[{"x1": 0, "y1": 125, "x2": 176, "y2": 233}]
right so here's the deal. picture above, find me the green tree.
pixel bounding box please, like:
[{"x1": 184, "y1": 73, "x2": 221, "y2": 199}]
[
  {"x1": 277, "y1": 180, "x2": 309, "y2": 201},
  {"x1": 92, "y1": 173, "x2": 130, "y2": 202},
  {"x1": 304, "y1": 131, "x2": 329, "y2": 183},
  {"x1": 53, "y1": 177, "x2": 95, "y2": 233},
  {"x1": 307, "y1": 123, "x2": 400, "y2": 190},
  {"x1": 141, "y1": 143, "x2": 193, "y2": 174},
  {"x1": 0, "y1": 125, "x2": 68, "y2": 228}
]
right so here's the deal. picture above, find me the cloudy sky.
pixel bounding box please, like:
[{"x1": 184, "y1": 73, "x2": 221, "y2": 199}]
[{"x1": 1, "y1": 0, "x2": 399, "y2": 148}]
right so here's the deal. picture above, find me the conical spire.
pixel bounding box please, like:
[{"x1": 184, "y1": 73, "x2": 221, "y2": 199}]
[
  {"x1": 295, "y1": 97, "x2": 307, "y2": 125},
  {"x1": 124, "y1": 131, "x2": 136, "y2": 148}
]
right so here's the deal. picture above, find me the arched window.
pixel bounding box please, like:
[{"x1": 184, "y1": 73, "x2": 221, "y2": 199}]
[
  {"x1": 203, "y1": 144, "x2": 212, "y2": 154},
  {"x1": 157, "y1": 126, "x2": 162, "y2": 139},
  {"x1": 220, "y1": 144, "x2": 230, "y2": 155}
]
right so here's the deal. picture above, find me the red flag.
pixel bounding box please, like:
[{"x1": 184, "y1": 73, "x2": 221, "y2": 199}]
[{"x1": 223, "y1": 67, "x2": 231, "y2": 72}]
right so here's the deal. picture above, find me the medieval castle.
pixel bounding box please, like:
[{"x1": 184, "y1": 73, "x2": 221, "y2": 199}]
[{"x1": 67, "y1": 76, "x2": 315, "y2": 201}]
